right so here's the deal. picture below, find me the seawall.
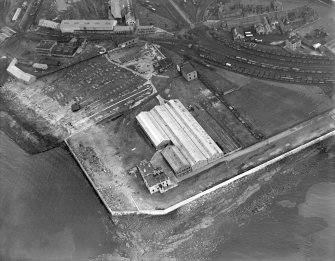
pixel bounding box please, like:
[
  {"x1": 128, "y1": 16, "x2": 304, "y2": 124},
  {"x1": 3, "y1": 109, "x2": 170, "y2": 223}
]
[{"x1": 66, "y1": 129, "x2": 335, "y2": 216}]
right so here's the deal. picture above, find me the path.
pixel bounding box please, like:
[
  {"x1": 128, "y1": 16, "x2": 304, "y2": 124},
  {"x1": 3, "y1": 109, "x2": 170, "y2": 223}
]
[{"x1": 167, "y1": 0, "x2": 193, "y2": 27}]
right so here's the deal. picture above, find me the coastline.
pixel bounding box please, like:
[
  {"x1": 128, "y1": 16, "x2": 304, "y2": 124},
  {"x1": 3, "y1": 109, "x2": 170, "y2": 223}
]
[
  {"x1": 66, "y1": 129, "x2": 335, "y2": 216},
  {"x1": 0, "y1": 97, "x2": 61, "y2": 154}
]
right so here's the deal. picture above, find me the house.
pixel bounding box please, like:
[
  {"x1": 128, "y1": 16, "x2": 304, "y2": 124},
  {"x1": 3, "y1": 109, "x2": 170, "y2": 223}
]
[
  {"x1": 254, "y1": 23, "x2": 265, "y2": 35},
  {"x1": 231, "y1": 27, "x2": 245, "y2": 40},
  {"x1": 38, "y1": 19, "x2": 60, "y2": 30},
  {"x1": 285, "y1": 35, "x2": 301, "y2": 51},
  {"x1": 137, "y1": 160, "x2": 172, "y2": 194},
  {"x1": 161, "y1": 145, "x2": 191, "y2": 177},
  {"x1": 181, "y1": 62, "x2": 197, "y2": 81}
]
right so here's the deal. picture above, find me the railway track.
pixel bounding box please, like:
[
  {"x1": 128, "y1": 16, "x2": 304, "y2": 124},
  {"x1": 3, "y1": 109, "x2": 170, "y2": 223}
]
[
  {"x1": 153, "y1": 40, "x2": 335, "y2": 86},
  {"x1": 197, "y1": 72, "x2": 265, "y2": 141}
]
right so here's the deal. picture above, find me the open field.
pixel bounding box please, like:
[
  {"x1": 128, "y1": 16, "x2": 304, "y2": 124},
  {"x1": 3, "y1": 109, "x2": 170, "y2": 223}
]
[{"x1": 224, "y1": 79, "x2": 334, "y2": 136}]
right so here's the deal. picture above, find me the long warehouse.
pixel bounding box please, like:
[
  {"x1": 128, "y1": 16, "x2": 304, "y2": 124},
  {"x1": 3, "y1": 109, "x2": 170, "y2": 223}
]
[{"x1": 136, "y1": 100, "x2": 224, "y2": 177}]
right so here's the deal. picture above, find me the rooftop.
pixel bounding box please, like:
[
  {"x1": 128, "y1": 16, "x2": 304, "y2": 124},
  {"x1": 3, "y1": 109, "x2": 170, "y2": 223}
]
[
  {"x1": 137, "y1": 160, "x2": 170, "y2": 187},
  {"x1": 181, "y1": 62, "x2": 196, "y2": 75},
  {"x1": 161, "y1": 145, "x2": 190, "y2": 173},
  {"x1": 36, "y1": 40, "x2": 57, "y2": 49},
  {"x1": 287, "y1": 36, "x2": 301, "y2": 44}
]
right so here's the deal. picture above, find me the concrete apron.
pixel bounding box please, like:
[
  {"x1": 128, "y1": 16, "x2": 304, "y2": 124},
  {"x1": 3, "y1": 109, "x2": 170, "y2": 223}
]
[{"x1": 65, "y1": 129, "x2": 335, "y2": 216}]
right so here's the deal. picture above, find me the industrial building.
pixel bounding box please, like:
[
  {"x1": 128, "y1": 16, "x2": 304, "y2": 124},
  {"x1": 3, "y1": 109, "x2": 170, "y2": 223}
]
[
  {"x1": 12, "y1": 8, "x2": 22, "y2": 22},
  {"x1": 136, "y1": 111, "x2": 170, "y2": 149},
  {"x1": 38, "y1": 19, "x2": 60, "y2": 30},
  {"x1": 125, "y1": 12, "x2": 136, "y2": 26},
  {"x1": 136, "y1": 100, "x2": 223, "y2": 178},
  {"x1": 137, "y1": 160, "x2": 172, "y2": 194},
  {"x1": 117, "y1": 37, "x2": 139, "y2": 48},
  {"x1": 7, "y1": 58, "x2": 36, "y2": 84},
  {"x1": 113, "y1": 25, "x2": 134, "y2": 34},
  {"x1": 231, "y1": 27, "x2": 245, "y2": 40},
  {"x1": 137, "y1": 25, "x2": 156, "y2": 35},
  {"x1": 51, "y1": 43, "x2": 78, "y2": 57},
  {"x1": 181, "y1": 62, "x2": 197, "y2": 81},
  {"x1": 35, "y1": 40, "x2": 57, "y2": 55},
  {"x1": 60, "y1": 20, "x2": 117, "y2": 33},
  {"x1": 285, "y1": 35, "x2": 301, "y2": 51}
]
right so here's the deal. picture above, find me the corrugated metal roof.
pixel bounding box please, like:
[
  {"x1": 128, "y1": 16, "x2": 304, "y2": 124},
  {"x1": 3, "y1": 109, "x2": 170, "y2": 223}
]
[
  {"x1": 151, "y1": 105, "x2": 207, "y2": 166},
  {"x1": 161, "y1": 145, "x2": 190, "y2": 174},
  {"x1": 168, "y1": 100, "x2": 223, "y2": 157},
  {"x1": 60, "y1": 20, "x2": 117, "y2": 33},
  {"x1": 164, "y1": 102, "x2": 212, "y2": 160},
  {"x1": 136, "y1": 111, "x2": 170, "y2": 148},
  {"x1": 137, "y1": 160, "x2": 170, "y2": 188}
]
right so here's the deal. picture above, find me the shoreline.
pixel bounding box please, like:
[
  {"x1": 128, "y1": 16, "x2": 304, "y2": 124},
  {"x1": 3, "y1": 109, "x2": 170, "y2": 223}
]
[
  {"x1": 0, "y1": 97, "x2": 61, "y2": 154},
  {"x1": 66, "y1": 109, "x2": 335, "y2": 216},
  {"x1": 66, "y1": 129, "x2": 335, "y2": 216}
]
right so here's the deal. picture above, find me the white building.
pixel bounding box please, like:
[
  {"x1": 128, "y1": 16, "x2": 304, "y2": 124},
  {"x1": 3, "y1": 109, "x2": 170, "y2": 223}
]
[
  {"x1": 136, "y1": 100, "x2": 223, "y2": 176},
  {"x1": 60, "y1": 20, "x2": 117, "y2": 33},
  {"x1": 38, "y1": 19, "x2": 60, "y2": 30},
  {"x1": 7, "y1": 58, "x2": 36, "y2": 84},
  {"x1": 12, "y1": 8, "x2": 22, "y2": 22},
  {"x1": 136, "y1": 111, "x2": 170, "y2": 149},
  {"x1": 137, "y1": 160, "x2": 172, "y2": 194}
]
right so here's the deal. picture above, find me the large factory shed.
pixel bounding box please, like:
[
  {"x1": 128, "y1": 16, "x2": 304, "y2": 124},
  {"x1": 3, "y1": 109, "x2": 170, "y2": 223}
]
[
  {"x1": 136, "y1": 111, "x2": 170, "y2": 149},
  {"x1": 136, "y1": 100, "x2": 223, "y2": 176},
  {"x1": 60, "y1": 20, "x2": 117, "y2": 33}
]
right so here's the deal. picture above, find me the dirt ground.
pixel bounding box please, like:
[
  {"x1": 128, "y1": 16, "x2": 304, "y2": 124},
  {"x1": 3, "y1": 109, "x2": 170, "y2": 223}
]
[
  {"x1": 204, "y1": 65, "x2": 335, "y2": 137},
  {"x1": 37, "y1": 0, "x2": 109, "y2": 21},
  {"x1": 134, "y1": 0, "x2": 180, "y2": 30},
  {"x1": 67, "y1": 97, "x2": 335, "y2": 212},
  {"x1": 225, "y1": 79, "x2": 334, "y2": 136},
  {"x1": 0, "y1": 44, "x2": 149, "y2": 142}
]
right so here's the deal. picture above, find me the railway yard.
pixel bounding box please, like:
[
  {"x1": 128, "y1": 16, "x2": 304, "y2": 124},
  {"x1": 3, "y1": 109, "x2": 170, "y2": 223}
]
[
  {"x1": 0, "y1": 0, "x2": 334, "y2": 214},
  {"x1": 151, "y1": 33, "x2": 335, "y2": 88}
]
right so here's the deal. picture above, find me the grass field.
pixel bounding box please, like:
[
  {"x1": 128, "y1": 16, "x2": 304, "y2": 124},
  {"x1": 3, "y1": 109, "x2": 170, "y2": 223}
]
[{"x1": 224, "y1": 78, "x2": 334, "y2": 137}]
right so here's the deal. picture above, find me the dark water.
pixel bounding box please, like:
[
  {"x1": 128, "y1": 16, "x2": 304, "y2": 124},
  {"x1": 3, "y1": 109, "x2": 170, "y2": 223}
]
[
  {"x1": 0, "y1": 131, "x2": 119, "y2": 261},
  {"x1": 1, "y1": 130, "x2": 335, "y2": 260}
]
